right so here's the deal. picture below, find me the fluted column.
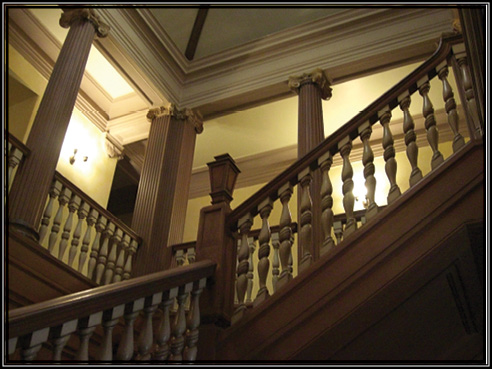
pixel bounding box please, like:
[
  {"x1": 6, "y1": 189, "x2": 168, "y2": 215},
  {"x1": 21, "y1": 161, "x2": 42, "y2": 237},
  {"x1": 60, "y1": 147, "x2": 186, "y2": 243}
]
[
  {"x1": 289, "y1": 68, "x2": 332, "y2": 262},
  {"x1": 9, "y1": 8, "x2": 109, "y2": 241},
  {"x1": 132, "y1": 104, "x2": 203, "y2": 277}
]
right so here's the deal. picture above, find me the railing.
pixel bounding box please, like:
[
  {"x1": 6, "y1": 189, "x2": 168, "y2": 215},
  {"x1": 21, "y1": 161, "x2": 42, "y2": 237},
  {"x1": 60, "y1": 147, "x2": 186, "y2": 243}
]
[
  {"x1": 6, "y1": 132, "x2": 30, "y2": 194},
  {"x1": 8, "y1": 259, "x2": 216, "y2": 362},
  {"x1": 170, "y1": 241, "x2": 197, "y2": 268},
  {"x1": 37, "y1": 171, "x2": 142, "y2": 285},
  {"x1": 226, "y1": 33, "x2": 480, "y2": 323}
]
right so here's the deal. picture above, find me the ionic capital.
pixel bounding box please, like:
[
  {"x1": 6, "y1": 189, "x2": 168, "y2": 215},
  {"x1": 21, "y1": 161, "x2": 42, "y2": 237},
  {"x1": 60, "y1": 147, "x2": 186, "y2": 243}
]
[
  {"x1": 60, "y1": 8, "x2": 110, "y2": 38},
  {"x1": 146, "y1": 104, "x2": 203, "y2": 134},
  {"x1": 288, "y1": 68, "x2": 332, "y2": 100}
]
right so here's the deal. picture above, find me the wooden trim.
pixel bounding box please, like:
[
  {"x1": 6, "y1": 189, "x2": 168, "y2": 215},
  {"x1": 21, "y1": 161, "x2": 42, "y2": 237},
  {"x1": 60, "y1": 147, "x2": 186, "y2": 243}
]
[
  {"x1": 7, "y1": 132, "x2": 31, "y2": 157},
  {"x1": 8, "y1": 259, "x2": 216, "y2": 338}
]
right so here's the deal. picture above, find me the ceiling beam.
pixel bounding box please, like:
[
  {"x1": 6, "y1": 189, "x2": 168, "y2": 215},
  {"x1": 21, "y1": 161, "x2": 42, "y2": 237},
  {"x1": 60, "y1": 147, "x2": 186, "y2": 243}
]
[{"x1": 185, "y1": 6, "x2": 209, "y2": 61}]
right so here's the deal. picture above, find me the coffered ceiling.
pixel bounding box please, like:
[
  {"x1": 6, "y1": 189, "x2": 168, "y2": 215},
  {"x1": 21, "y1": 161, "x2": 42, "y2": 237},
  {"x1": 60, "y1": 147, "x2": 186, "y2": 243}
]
[{"x1": 7, "y1": 4, "x2": 457, "y2": 191}]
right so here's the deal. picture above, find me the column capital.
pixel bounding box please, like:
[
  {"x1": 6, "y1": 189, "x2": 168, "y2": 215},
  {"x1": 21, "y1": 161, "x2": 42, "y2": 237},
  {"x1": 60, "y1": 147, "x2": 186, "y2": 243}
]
[
  {"x1": 288, "y1": 68, "x2": 332, "y2": 100},
  {"x1": 147, "y1": 104, "x2": 204, "y2": 134},
  {"x1": 60, "y1": 8, "x2": 110, "y2": 38}
]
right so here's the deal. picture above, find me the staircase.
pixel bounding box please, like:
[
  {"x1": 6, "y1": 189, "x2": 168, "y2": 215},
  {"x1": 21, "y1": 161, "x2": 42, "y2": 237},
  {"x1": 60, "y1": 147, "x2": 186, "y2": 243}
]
[{"x1": 6, "y1": 32, "x2": 485, "y2": 363}]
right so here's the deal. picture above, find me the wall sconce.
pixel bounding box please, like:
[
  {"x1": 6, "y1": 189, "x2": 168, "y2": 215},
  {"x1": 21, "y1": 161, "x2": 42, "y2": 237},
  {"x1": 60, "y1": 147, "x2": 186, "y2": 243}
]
[{"x1": 69, "y1": 149, "x2": 88, "y2": 165}]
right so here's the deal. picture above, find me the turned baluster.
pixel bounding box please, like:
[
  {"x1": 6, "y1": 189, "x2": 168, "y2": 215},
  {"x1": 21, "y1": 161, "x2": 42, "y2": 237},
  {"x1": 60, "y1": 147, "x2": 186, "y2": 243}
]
[
  {"x1": 95, "y1": 221, "x2": 115, "y2": 284},
  {"x1": 271, "y1": 233, "x2": 280, "y2": 293},
  {"x1": 49, "y1": 320, "x2": 78, "y2": 361},
  {"x1": 298, "y1": 168, "x2": 314, "y2": 273},
  {"x1": 170, "y1": 284, "x2": 193, "y2": 360},
  {"x1": 68, "y1": 201, "x2": 89, "y2": 267},
  {"x1": 154, "y1": 288, "x2": 178, "y2": 361},
  {"x1": 87, "y1": 215, "x2": 106, "y2": 280},
  {"x1": 358, "y1": 122, "x2": 379, "y2": 219},
  {"x1": 136, "y1": 293, "x2": 162, "y2": 360},
  {"x1": 58, "y1": 194, "x2": 81, "y2": 260},
  {"x1": 319, "y1": 152, "x2": 335, "y2": 255},
  {"x1": 379, "y1": 111, "x2": 401, "y2": 204},
  {"x1": 38, "y1": 180, "x2": 62, "y2": 244},
  {"x1": 418, "y1": 81, "x2": 444, "y2": 170},
  {"x1": 187, "y1": 246, "x2": 196, "y2": 264},
  {"x1": 112, "y1": 234, "x2": 130, "y2": 283},
  {"x1": 245, "y1": 237, "x2": 256, "y2": 304},
  {"x1": 18, "y1": 328, "x2": 49, "y2": 361},
  {"x1": 183, "y1": 279, "x2": 206, "y2": 361},
  {"x1": 254, "y1": 198, "x2": 273, "y2": 307},
  {"x1": 399, "y1": 94, "x2": 423, "y2": 187},
  {"x1": 232, "y1": 214, "x2": 253, "y2": 324},
  {"x1": 97, "y1": 305, "x2": 125, "y2": 361},
  {"x1": 333, "y1": 221, "x2": 343, "y2": 245},
  {"x1": 339, "y1": 136, "x2": 357, "y2": 236},
  {"x1": 74, "y1": 312, "x2": 102, "y2": 361},
  {"x1": 78, "y1": 209, "x2": 98, "y2": 274},
  {"x1": 103, "y1": 227, "x2": 123, "y2": 285},
  {"x1": 116, "y1": 298, "x2": 145, "y2": 360},
  {"x1": 7, "y1": 147, "x2": 24, "y2": 191},
  {"x1": 438, "y1": 63, "x2": 466, "y2": 152},
  {"x1": 277, "y1": 183, "x2": 293, "y2": 289},
  {"x1": 122, "y1": 239, "x2": 138, "y2": 280},
  {"x1": 175, "y1": 248, "x2": 185, "y2": 267},
  {"x1": 48, "y1": 187, "x2": 71, "y2": 255}
]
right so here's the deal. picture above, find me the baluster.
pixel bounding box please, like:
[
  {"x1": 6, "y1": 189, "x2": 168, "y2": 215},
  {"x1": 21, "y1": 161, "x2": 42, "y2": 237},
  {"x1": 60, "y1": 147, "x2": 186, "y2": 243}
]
[
  {"x1": 103, "y1": 227, "x2": 123, "y2": 285},
  {"x1": 78, "y1": 209, "x2": 98, "y2": 274},
  {"x1": 418, "y1": 80, "x2": 444, "y2": 169},
  {"x1": 154, "y1": 288, "x2": 178, "y2": 361},
  {"x1": 277, "y1": 183, "x2": 293, "y2": 289},
  {"x1": 68, "y1": 201, "x2": 89, "y2": 268},
  {"x1": 170, "y1": 283, "x2": 193, "y2": 361},
  {"x1": 184, "y1": 279, "x2": 206, "y2": 361},
  {"x1": 97, "y1": 305, "x2": 125, "y2": 361},
  {"x1": 95, "y1": 221, "x2": 115, "y2": 284},
  {"x1": 49, "y1": 320, "x2": 78, "y2": 361},
  {"x1": 112, "y1": 234, "x2": 130, "y2": 283},
  {"x1": 232, "y1": 214, "x2": 253, "y2": 324},
  {"x1": 7, "y1": 147, "x2": 24, "y2": 191},
  {"x1": 245, "y1": 237, "x2": 256, "y2": 304},
  {"x1": 254, "y1": 198, "x2": 273, "y2": 307},
  {"x1": 58, "y1": 194, "x2": 81, "y2": 260},
  {"x1": 298, "y1": 168, "x2": 313, "y2": 273},
  {"x1": 319, "y1": 152, "x2": 335, "y2": 255},
  {"x1": 38, "y1": 180, "x2": 62, "y2": 244},
  {"x1": 454, "y1": 47, "x2": 482, "y2": 138},
  {"x1": 339, "y1": 136, "x2": 357, "y2": 237},
  {"x1": 116, "y1": 298, "x2": 145, "y2": 361},
  {"x1": 19, "y1": 328, "x2": 49, "y2": 361},
  {"x1": 379, "y1": 111, "x2": 401, "y2": 204},
  {"x1": 438, "y1": 63, "x2": 466, "y2": 152},
  {"x1": 74, "y1": 312, "x2": 102, "y2": 361},
  {"x1": 358, "y1": 122, "x2": 379, "y2": 219},
  {"x1": 333, "y1": 221, "x2": 343, "y2": 245},
  {"x1": 187, "y1": 246, "x2": 196, "y2": 264},
  {"x1": 48, "y1": 187, "x2": 71, "y2": 255},
  {"x1": 271, "y1": 233, "x2": 280, "y2": 293},
  {"x1": 136, "y1": 293, "x2": 162, "y2": 360},
  {"x1": 399, "y1": 94, "x2": 423, "y2": 187},
  {"x1": 175, "y1": 248, "x2": 185, "y2": 267},
  {"x1": 122, "y1": 239, "x2": 138, "y2": 280},
  {"x1": 87, "y1": 215, "x2": 106, "y2": 280}
]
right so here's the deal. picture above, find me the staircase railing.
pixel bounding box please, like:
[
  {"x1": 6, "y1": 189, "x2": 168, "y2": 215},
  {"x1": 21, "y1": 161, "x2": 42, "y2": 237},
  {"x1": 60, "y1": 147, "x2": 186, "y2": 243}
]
[
  {"x1": 7, "y1": 259, "x2": 216, "y2": 362},
  {"x1": 36, "y1": 171, "x2": 142, "y2": 285},
  {"x1": 221, "y1": 32, "x2": 481, "y2": 323},
  {"x1": 6, "y1": 132, "x2": 30, "y2": 194}
]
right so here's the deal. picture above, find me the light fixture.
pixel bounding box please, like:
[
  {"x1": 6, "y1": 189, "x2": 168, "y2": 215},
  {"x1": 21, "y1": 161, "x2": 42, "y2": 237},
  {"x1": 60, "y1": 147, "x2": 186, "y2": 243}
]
[{"x1": 69, "y1": 149, "x2": 88, "y2": 165}]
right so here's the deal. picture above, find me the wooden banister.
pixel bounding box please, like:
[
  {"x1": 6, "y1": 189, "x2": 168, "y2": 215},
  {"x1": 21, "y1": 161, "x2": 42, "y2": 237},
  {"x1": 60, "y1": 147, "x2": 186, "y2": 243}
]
[
  {"x1": 7, "y1": 132, "x2": 31, "y2": 158},
  {"x1": 8, "y1": 259, "x2": 216, "y2": 339},
  {"x1": 227, "y1": 32, "x2": 465, "y2": 229}
]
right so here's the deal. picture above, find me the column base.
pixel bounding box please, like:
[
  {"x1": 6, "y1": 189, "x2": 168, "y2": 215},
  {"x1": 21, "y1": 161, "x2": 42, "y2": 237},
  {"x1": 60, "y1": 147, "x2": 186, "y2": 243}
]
[{"x1": 9, "y1": 220, "x2": 39, "y2": 243}]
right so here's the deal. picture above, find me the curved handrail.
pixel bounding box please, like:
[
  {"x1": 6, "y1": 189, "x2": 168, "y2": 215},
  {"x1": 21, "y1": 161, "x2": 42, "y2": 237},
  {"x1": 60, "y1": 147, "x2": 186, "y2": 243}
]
[
  {"x1": 226, "y1": 32, "x2": 464, "y2": 229},
  {"x1": 8, "y1": 259, "x2": 216, "y2": 339}
]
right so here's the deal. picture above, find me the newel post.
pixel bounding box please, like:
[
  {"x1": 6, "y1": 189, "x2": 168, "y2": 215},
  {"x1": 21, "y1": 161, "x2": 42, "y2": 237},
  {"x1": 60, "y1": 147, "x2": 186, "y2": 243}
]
[{"x1": 194, "y1": 154, "x2": 240, "y2": 360}]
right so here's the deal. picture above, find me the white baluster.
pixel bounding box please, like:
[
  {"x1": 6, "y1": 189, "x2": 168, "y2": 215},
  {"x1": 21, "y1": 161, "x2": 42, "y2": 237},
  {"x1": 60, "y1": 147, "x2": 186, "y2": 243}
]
[
  {"x1": 298, "y1": 168, "x2": 314, "y2": 273},
  {"x1": 379, "y1": 110, "x2": 401, "y2": 204},
  {"x1": 87, "y1": 214, "x2": 106, "y2": 280},
  {"x1": 48, "y1": 187, "x2": 71, "y2": 255},
  {"x1": 38, "y1": 180, "x2": 62, "y2": 245},
  {"x1": 68, "y1": 201, "x2": 89, "y2": 268},
  {"x1": 7, "y1": 147, "x2": 24, "y2": 191},
  {"x1": 112, "y1": 234, "x2": 130, "y2": 283},
  {"x1": 58, "y1": 194, "x2": 81, "y2": 260},
  {"x1": 254, "y1": 198, "x2": 273, "y2": 307},
  {"x1": 103, "y1": 227, "x2": 122, "y2": 285},
  {"x1": 170, "y1": 284, "x2": 193, "y2": 361},
  {"x1": 74, "y1": 312, "x2": 102, "y2": 361},
  {"x1": 49, "y1": 319, "x2": 78, "y2": 361},
  {"x1": 78, "y1": 209, "x2": 98, "y2": 274},
  {"x1": 97, "y1": 305, "x2": 125, "y2": 361},
  {"x1": 358, "y1": 122, "x2": 379, "y2": 219},
  {"x1": 271, "y1": 233, "x2": 280, "y2": 293},
  {"x1": 154, "y1": 288, "x2": 178, "y2": 361},
  {"x1": 115, "y1": 298, "x2": 145, "y2": 361},
  {"x1": 19, "y1": 328, "x2": 49, "y2": 361},
  {"x1": 277, "y1": 183, "x2": 293, "y2": 289},
  {"x1": 122, "y1": 239, "x2": 138, "y2": 280},
  {"x1": 136, "y1": 293, "x2": 163, "y2": 360},
  {"x1": 245, "y1": 237, "x2": 256, "y2": 304},
  {"x1": 95, "y1": 221, "x2": 115, "y2": 284},
  {"x1": 184, "y1": 278, "x2": 207, "y2": 361},
  {"x1": 319, "y1": 152, "x2": 335, "y2": 255}
]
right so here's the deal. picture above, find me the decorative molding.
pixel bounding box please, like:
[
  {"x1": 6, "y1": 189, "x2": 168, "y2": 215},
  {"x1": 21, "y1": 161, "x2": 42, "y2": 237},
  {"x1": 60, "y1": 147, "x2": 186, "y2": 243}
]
[
  {"x1": 60, "y1": 8, "x2": 110, "y2": 38},
  {"x1": 104, "y1": 132, "x2": 124, "y2": 159},
  {"x1": 288, "y1": 68, "x2": 332, "y2": 100},
  {"x1": 147, "y1": 104, "x2": 203, "y2": 134}
]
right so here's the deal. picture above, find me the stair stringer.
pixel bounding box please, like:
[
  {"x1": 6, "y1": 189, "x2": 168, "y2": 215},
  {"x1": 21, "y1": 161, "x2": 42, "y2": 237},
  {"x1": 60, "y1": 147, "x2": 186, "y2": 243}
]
[{"x1": 216, "y1": 141, "x2": 484, "y2": 361}]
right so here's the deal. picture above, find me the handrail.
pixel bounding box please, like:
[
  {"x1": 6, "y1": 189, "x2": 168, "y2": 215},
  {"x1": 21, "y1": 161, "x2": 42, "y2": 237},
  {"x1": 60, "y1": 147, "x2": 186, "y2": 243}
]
[
  {"x1": 8, "y1": 259, "x2": 216, "y2": 339},
  {"x1": 7, "y1": 132, "x2": 31, "y2": 158},
  {"x1": 226, "y1": 32, "x2": 465, "y2": 229}
]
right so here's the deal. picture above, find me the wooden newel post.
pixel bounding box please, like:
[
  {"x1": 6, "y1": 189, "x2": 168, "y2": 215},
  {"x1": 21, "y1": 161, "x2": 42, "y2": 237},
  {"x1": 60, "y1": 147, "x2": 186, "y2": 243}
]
[{"x1": 195, "y1": 154, "x2": 240, "y2": 360}]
